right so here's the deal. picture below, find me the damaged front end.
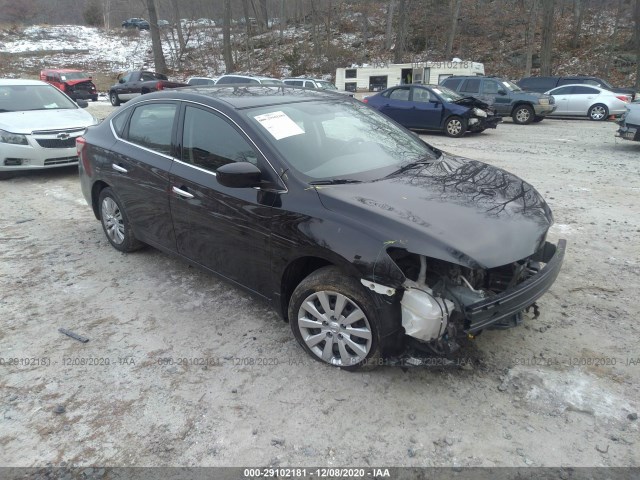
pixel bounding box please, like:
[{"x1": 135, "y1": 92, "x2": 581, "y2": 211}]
[
  {"x1": 383, "y1": 239, "x2": 566, "y2": 355},
  {"x1": 456, "y1": 97, "x2": 502, "y2": 132}
]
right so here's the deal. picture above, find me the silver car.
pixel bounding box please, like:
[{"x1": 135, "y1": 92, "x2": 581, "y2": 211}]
[
  {"x1": 545, "y1": 84, "x2": 629, "y2": 121},
  {"x1": 0, "y1": 79, "x2": 97, "y2": 179},
  {"x1": 616, "y1": 103, "x2": 640, "y2": 142}
]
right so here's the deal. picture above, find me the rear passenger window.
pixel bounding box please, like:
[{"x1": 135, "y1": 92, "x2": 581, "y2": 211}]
[
  {"x1": 127, "y1": 103, "x2": 177, "y2": 155},
  {"x1": 111, "y1": 110, "x2": 130, "y2": 137},
  {"x1": 460, "y1": 78, "x2": 480, "y2": 93},
  {"x1": 572, "y1": 86, "x2": 599, "y2": 95},
  {"x1": 182, "y1": 106, "x2": 258, "y2": 172},
  {"x1": 389, "y1": 88, "x2": 410, "y2": 101}
]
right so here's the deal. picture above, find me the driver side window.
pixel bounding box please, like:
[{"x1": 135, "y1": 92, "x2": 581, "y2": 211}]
[
  {"x1": 482, "y1": 80, "x2": 500, "y2": 94},
  {"x1": 389, "y1": 88, "x2": 410, "y2": 101},
  {"x1": 182, "y1": 106, "x2": 258, "y2": 172},
  {"x1": 412, "y1": 88, "x2": 432, "y2": 103}
]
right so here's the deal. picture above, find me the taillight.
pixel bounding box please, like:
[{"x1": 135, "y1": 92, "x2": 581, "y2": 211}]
[
  {"x1": 156, "y1": 81, "x2": 164, "y2": 91},
  {"x1": 616, "y1": 95, "x2": 630, "y2": 103},
  {"x1": 76, "y1": 136, "x2": 91, "y2": 176},
  {"x1": 362, "y1": 98, "x2": 368, "y2": 103}
]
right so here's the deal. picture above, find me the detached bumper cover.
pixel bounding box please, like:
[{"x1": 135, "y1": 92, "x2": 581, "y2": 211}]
[
  {"x1": 534, "y1": 104, "x2": 557, "y2": 116},
  {"x1": 464, "y1": 239, "x2": 566, "y2": 333}
]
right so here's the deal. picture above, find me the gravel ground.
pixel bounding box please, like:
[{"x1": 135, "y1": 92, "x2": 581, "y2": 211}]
[{"x1": 1, "y1": 102, "x2": 639, "y2": 468}]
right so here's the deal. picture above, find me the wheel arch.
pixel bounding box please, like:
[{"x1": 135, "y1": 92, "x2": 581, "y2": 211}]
[
  {"x1": 510, "y1": 101, "x2": 534, "y2": 115},
  {"x1": 91, "y1": 180, "x2": 110, "y2": 219}
]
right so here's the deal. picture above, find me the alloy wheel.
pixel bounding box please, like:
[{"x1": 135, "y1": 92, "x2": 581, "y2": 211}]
[
  {"x1": 446, "y1": 119, "x2": 463, "y2": 136},
  {"x1": 101, "y1": 197, "x2": 125, "y2": 244},
  {"x1": 297, "y1": 290, "x2": 372, "y2": 366}
]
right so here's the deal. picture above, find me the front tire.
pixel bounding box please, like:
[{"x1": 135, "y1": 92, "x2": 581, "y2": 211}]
[
  {"x1": 288, "y1": 266, "x2": 382, "y2": 370},
  {"x1": 588, "y1": 103, "x2": 608, "y2": 121},
  {"x1": 512, "y1": 104, "x2": 534, "y2": 124},
  {"x1": 98, "y1": 187, "x2": 143, "y2": 252},
  {"x1": 109, "y1": 91, "x2": 121, "y2": 107},
  {"x1": 444, "y1": 116, "x2": 466, "y2": 138}
]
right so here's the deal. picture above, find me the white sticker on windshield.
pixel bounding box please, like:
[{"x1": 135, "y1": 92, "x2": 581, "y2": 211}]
[
  {"x1": 254, "y1": 111, "x2": 304, "y2": 140},
  {"x1": 432, "y1": 88, "x2": 442, "y2": 94}
]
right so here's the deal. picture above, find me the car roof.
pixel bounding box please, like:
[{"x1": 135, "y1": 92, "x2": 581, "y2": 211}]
[
  {"x1": 220, "y1": 74, "x2": 281, "y2": 81},
  {"x1": 0, "y1": 79, "x2": 49, "y2": 86},
  {"x1": 549, "y1": 84, "x2": 605, "y2": 91},
  {"x1": 139, "y1": 85, "x2": 348, "y2": 109}
]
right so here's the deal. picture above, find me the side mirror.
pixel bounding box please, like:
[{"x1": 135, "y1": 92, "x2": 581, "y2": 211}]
[
  {"x1": 76, "y1": 99, "x2": 89, "y2": 108},
  {"x1": 216, "y1": 162, "x2": 262, "y2": 188},
  {"x1": 497, "y1": 89, "x2": 507, "y2": 95},
  {"x1": 119, "y1": 78, "x2": 125, "y2": 84}
]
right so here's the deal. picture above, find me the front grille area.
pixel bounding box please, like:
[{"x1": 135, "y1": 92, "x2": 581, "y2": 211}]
[
  {"x1": 44, "y1": 156, "x2": 78, "y2": 165},
  {"x1": 31, "y1": 128, "x2": 85, "y2": 136},
  {"x1": 36, "y1": 138, "x2": 77, "y2": 148}
]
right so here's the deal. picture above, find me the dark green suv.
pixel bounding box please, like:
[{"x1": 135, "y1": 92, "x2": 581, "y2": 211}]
[{"x1": 441, "y1": 76, "x2": 557, "y2": 124}]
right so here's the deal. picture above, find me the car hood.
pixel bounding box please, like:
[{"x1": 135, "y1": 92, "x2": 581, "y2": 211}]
[
  {"x1": 453, "y1": 96, "x2": 490, "y2": 109},
  {"x1": 316, "y1": 154, "x2": 553, "y2": 269},
  {"x1": 64, "y1": 79, "x2": 95, "y2": 87},
  {"x1": 515, "y1": 90, "x2": 552, "y2": 100},
  {"x1": 0, "y1": 109, "x2": 95, "y2": 134}
]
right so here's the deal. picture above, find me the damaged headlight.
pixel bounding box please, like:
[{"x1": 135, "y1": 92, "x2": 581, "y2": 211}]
[{"x1": 472, "y1": 108, "x2": 487, "y2": 118}]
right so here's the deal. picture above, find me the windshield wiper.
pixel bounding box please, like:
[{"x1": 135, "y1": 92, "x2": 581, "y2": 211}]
[
  {"x1": 309, "y1": 178, "x2": 363, "y2": 185},
  {"x1": 385, "y1": 159, "x2": 434, "y2": 177}
]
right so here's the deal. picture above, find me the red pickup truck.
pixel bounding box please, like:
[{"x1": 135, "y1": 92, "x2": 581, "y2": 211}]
[
  {"x1": 40, "y1": 69, "x2": 98, "y2": 102},
  {"x1": 108, "y1": 70, "x2": 187, "y2": 106}
]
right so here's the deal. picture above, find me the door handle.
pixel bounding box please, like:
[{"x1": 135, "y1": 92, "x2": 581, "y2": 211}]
[
  {"x1": 112, "y1": 163, "x2": 128, "y2": 173},
  {"x1": 172, "y1": 186, "x2": 194, "y2": 199}
]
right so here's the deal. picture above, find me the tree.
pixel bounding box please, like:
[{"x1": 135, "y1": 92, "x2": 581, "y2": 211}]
[
  {"x1": 524, "y1": 0, "x2": 540, "y2": 77},
  {"x1": 539, "y1": 0, "x2": 555, "y2": 76},
  {"x1": 393, "y1": 0, "x2": 408, "y2": 63},
  {"x1": 223, "y1": 0, "x2": 233, "y2": 73},
  {"x1": 445, "y1": 0, "x2": 462, "y2": 59},
  {"x1": 636, "y1": 0, "x2": 640, "y2": 89},
  {"x1": 84, "y1": 0, "x2": 103, "y2": 27},
  {"x1": 570, "y1": 0, "x2": 584, "y2": 48},
  {"x1": 384, "y1": 0, "x2": 395, "y2": 50},
  {"x1": 146, "y1": 0, "x2": 167, "y2": 73}
]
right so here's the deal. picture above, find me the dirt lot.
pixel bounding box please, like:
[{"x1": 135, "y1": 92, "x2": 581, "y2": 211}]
[{"x1": 1, "y1": 102, "x2": 639, "y2": 468}]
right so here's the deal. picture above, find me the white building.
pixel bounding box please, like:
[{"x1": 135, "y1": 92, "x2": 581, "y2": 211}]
[{"x1": 335, "y1": 60, "x2": 485, "y2": 92}]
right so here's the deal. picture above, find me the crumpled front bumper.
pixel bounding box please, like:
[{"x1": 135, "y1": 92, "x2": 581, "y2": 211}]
[
  {"x1": 463, "y1": 240, "x2": 566, "y2": 333},
  {"x1": 534, "y1": 104, "x2": 557, "y2": 116},
  {"x1": 616, "y1": 124, "x2": 639, "y2": 142},
  {"x1": 468, "y1": 114, "x2": 502, "y2": 131}
]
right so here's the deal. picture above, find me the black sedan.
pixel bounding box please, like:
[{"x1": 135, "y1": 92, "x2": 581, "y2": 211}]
[
  {"x1": 363, "y1": 84, "x2": 501, "y2": 137},
  {"x1": 77, "y1": 86, "x2": 565, "y2": 369}
]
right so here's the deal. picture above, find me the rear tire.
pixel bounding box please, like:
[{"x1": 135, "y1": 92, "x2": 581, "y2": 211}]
[
  {"x1": 588, "y1": 104, "x2": 608, "y2": 121},
  {"x1": 98, "y1": 187, "x2": 143, "y2": 252},
  {"x1": 444, "y1": 116, "x2": 467, "y2": 138},
  {"x1": 512, "y1": 104, "x2": 534, "y2": 124},
  {"x1": 109, "y1": 91, "x2": 121, "y2": 107},
  {"x1": 288, "y1": 266, "x2": 382, "y2": 370}
]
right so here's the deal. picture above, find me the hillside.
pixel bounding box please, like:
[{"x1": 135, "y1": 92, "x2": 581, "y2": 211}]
[{"x1": 0, "y1": 0, "x2": 636, "y2": 91}]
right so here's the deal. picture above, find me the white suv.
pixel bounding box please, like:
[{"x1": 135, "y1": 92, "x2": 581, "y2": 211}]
[{"x1": 216, "y1": 75, "x2": 283, "y2": 86}]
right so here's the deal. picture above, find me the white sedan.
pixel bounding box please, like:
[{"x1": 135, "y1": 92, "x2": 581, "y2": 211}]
[
  {"x1": 545, "y1": 84, "x2": 629, "y2": 121},
  {"x1": 0, "y1": 79, "x2": 98, "y2": 179}
]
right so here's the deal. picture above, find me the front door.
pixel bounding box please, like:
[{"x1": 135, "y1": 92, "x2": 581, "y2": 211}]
[
  {"x1": 548, "y1": 86, "x2": 573, "y2": 115},
  {"x1": 169, "y1": 104, "x2": 277, "y2": 296},
  {"x1": 408, "y1": 86, "x2": 442, "y2": 130}
]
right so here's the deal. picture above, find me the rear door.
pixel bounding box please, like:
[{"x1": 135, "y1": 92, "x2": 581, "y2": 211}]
[
  {"x1": 567, "y1": 86, "x2": 600, "y2": 115},
  {"x1": 377, "y1": 87, "x2": 412, "y2": 125},
  {"x1": 107, "y1": 101, "x2": 178, "y2": 249},
  {"x1": 169, "y1": 104, "x2": 277, "y2": 296}
]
